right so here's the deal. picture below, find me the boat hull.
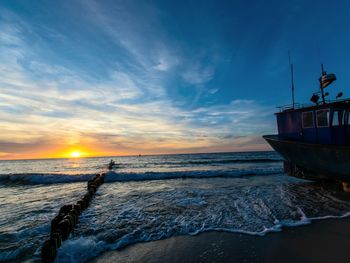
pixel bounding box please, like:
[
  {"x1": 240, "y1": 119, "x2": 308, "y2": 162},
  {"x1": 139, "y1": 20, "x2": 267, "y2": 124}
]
[{"x1": 263, "y1": 135, "x2": 350, "y2": 182}]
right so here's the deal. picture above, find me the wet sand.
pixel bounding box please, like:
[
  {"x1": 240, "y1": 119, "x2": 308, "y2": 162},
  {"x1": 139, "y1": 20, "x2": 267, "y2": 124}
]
[{"x1": 92, "y1": 217, "x2": 350, "y2": 263}]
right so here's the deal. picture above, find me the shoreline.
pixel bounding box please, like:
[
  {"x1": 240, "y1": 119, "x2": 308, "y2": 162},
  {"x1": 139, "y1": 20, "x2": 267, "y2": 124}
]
[{"x1": 92, "y1": 217, "x2": 350, "y2": 263}]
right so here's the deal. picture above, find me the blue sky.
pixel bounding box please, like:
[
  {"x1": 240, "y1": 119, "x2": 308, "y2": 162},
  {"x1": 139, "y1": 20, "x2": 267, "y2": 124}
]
[{"x1": 1, "y1": 0, "x2": 350, "y2": 159}]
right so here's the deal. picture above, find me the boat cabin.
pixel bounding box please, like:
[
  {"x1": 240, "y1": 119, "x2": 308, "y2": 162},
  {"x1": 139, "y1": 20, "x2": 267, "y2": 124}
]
[{"x1": 276, "y1": 100, "x2": 350, "y2": 145}]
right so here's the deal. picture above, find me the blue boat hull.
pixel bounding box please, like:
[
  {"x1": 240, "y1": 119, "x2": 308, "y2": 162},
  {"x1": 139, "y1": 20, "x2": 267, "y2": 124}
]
[{"x1": 263, "y1": 135, "x2": 350, "y2": 182}]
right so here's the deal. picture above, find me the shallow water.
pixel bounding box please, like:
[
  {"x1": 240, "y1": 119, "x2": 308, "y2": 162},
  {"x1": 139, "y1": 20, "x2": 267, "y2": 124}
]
[{"x1": 1, "y1": 152, "x2": 350, "y2": 262}]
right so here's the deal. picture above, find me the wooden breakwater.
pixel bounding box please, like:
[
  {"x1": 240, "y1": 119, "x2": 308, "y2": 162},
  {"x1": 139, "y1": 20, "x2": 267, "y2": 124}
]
[{"x1": 41, "y1": 173, "x2": 106, "y2": 263}]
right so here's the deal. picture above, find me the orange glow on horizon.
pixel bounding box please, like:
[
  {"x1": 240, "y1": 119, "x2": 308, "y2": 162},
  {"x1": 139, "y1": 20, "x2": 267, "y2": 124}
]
[
  {"x1": 5, "y1": 140, "x2": 129, "y2": 159},
  {"x1": 70, "y1": 151, "x2": 81, "y2": 158},
  {"x1": 0, "y1": 137, "x2": 273, "y2": 160},
  {"x1": 1, "y1": 143, "x2": 134, "y2": 160},
  {"x1": 52, "y1": 143, "x2": 128, "y2": 159},
  {"x1": 0, "y1": 144, "x2": 124, "y2": 160}
]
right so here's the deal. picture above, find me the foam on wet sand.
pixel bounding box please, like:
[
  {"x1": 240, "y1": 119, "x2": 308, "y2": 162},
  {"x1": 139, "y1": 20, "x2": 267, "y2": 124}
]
[{"x1": 92, "y1": 217, "x2": 350, "y2": 263}]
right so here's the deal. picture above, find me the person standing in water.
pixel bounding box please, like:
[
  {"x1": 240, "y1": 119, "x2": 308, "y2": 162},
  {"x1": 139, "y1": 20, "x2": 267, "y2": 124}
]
[{"x1": 108, "y1": 159, "x2": 115, "y2": 170}]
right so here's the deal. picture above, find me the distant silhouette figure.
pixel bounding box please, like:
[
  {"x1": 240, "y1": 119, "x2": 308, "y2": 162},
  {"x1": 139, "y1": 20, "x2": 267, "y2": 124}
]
[{"x1": 108, "y1": 159, "x2": 115, "y2": 170}]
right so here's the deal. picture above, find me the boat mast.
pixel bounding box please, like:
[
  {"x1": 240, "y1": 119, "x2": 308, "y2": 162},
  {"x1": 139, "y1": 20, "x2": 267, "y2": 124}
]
[
  {"x1": 320, "y1": 64, "x2": 326, "y2": 104},
  {"x1": 291, "y1": 64, "x2": 295, "y2": 108},
  {"x1": 288, "y1": 52, "x2": 295, "y2": 108}
]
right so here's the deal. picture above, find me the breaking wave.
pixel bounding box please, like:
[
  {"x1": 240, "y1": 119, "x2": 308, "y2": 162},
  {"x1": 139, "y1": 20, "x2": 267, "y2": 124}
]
[
  {"x1": 104, "y1": 168, "x2": 283, "y2": 182},
  {"x1": 117, "y1": 158, "x2": 283, "y2": 167},
  {"x1": 0, "y1": 173, "x2": 95, "y2": 184},
  {"x1": 0, "y1": 167, "x2": 284, "y2": 185}
]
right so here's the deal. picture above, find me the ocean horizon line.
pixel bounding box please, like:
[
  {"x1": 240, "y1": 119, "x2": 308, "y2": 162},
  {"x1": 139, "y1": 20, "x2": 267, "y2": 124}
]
[{"x1": 0, "y1": 150, "x2": 275, "y2": 162}]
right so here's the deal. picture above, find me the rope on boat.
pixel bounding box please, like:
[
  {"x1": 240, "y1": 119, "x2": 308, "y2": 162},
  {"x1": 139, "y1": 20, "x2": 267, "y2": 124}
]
[{"x1": 41, "y1": 172, "x2": 106, "y2": 263}]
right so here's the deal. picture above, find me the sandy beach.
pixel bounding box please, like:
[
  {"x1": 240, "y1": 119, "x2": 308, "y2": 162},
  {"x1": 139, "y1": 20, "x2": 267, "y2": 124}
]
[{"x1": 92, "y1": 217, "x2": 350, "y2": 263}]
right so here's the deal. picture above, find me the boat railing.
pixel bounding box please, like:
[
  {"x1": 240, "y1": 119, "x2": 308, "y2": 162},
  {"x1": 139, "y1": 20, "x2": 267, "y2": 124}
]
[
  {"x1": 301, "y1": 103, "x2": 315, "y2": 108},
  {"x1": 277, "y1": 103, "x2": 301, "y2": 112},
  {"x1": 301, "y1": 98, "x2": 350, "y2": 108},
  {"x1": 278, "y1": 98, "x2": 350, "y2": 112}
]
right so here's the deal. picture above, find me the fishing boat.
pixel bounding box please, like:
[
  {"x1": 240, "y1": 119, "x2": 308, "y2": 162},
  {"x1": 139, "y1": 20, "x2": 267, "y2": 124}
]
[{"x1": 263, "y1": 65, "x2": 350, "y2": 185}]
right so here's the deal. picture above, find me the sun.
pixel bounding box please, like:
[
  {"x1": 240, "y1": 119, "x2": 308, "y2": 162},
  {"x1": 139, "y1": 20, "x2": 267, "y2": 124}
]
[{"x1": 70, "y1": 151, "x2": 81, "y2": 158}]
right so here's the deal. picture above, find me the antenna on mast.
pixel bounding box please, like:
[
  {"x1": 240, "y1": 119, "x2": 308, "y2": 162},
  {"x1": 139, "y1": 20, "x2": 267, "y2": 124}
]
[
  {"x1": 318, "y1": 64, "x2": 336, "y2": 104},
  {"x1": 288, "y1": 51, "x2": 295, "y2": 108}
]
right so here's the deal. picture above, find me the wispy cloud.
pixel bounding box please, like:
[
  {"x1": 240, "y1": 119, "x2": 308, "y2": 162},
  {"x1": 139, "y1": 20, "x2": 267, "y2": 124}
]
[{"x1": 182, "y1": 64, "x2": 214, "y2": 85}]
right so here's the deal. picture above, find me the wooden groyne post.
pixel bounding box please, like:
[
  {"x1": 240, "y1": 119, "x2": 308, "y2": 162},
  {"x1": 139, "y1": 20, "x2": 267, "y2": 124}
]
[{"x1": 41, "y1": 173, "x2": 106, "y2": 263}]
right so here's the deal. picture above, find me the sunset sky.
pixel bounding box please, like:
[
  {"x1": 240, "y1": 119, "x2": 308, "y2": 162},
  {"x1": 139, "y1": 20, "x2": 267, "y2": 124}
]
[{"x1": 1, "y1": 0, "x2": 350, "y2": 159}]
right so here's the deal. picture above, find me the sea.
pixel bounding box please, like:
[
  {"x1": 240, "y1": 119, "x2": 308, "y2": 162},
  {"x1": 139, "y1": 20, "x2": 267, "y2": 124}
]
[{"x1": 1, "y1": 151, "x2": 350, "y2": 262}]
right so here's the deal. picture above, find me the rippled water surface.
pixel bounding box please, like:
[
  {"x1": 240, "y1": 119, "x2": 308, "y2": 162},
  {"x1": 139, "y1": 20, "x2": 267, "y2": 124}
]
[{"x1": 1, "y1": 152, "x2": 350, "y2": 262}]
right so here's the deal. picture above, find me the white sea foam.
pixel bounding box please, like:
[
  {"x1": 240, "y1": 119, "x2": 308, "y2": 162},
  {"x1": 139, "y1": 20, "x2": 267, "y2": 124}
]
[
  {"x1": 0, "y1": 173, "x2": 95, "y2": 184},
  {"x1": 54, "y1": 212, "x2": 350, "y2": 263},
  {"x1": 49, "y1": 178, "x2": 350, "y2": 263},
  {"x1": 0, "y1": 167, "x2": 283, "y2": 185},
  {"x1": 104, "y1": 168, "x2": 283, "y2": 182},
  {"x1": 55, "y1": 237, "x2": 107, "y2": 263}
]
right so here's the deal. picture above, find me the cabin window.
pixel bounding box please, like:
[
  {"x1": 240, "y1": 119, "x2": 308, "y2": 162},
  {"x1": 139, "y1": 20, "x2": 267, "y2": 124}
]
[
  {"x1": 316, "y1": 109, "x2": 329, "y2": 127},
  {"x1": 302, "y1": 111, "x2": 314, "y2": 128},
  {"x1": 332, "y1": 110, "x2": 340, "y2": 126}
]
